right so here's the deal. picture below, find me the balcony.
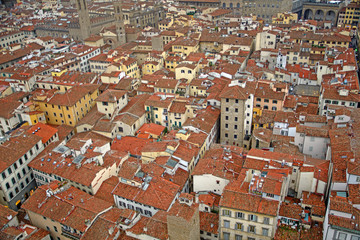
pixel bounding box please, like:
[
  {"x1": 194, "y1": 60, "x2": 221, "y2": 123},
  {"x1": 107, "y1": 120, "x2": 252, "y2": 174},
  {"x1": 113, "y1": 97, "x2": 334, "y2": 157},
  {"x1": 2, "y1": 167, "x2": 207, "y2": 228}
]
[{"x1": 61, "y1": 229, "x2": 81, "y2": 240}]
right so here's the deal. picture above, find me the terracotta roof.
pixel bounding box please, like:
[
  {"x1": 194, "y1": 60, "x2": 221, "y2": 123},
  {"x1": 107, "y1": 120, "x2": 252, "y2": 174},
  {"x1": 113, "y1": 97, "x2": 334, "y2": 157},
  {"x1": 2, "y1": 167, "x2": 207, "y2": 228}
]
[
  {"x1": 144, "y1": 95, "x2": 172, "y2": 109},
  {"x1": 169, "y1": 101, "x2": 187, "y2": 114},
  {"x1": 76, "y1": 106, "x2": 105, "y2": 127},
  {"x1": 0, "y1": 204, "x2": 17, "y2": 229},
  {"x1": 183, "y1": 106, "x2": 220, "y2": 134},
  {"x1": 155, "y1": 78, "x2": 178, "y2": 89},
  {"x1": 48, "y1": 84, "x2": 99, "y2": 107},
  {"x1": 95, "y1": 89, "x2": 127, "y2": 103},
  {"x1": 220, "y1": 190, "x2": 279, "y2": 216},
  {"x1": 253, "y1": 128, "x2": 273, "y2": 143},
  {"x1": 200, "y1": 211, "x2": 219, "y2": 235},
  {"x1": 112, "y1": 176, "x2": 180, "y2": 211},
  {"x1": 93, "y1": 120, "x2": 116, "y2": 133},
  {"x1": 127, "y1": 215, "x2": 168, "y2": 240},
  {"x1": 0, "y1": 129, "x2": 42, "y2": 173},
  {"x1": 137, "y1": 123, "x2": 165, "y2": 137},
  {"x1": 219, "y1": 82, "x2": 255, "y2": 100},
  {"x1": 0, "y1": 99, "x2": 22, "y2": 119},
  {"x1": 279, "y1": 202, "x2": 301, "y2": 220},
  {"x1": 114, "y1": 94, "x2": 151, "y2": 125},
  {"x1": 192, "y1": 147, "x2": 244, "y2": 180},
  {"x1": 27, "y1": 123, "x2": 58, "y2": 144},
  {"x1": 22, "y1": 182, "x2": 113, "y2": 233},
  {"x1": 112, "y1": 136, "x2": 152, "y2": 156},
  {"x1": 82, "y1": 208, "x2": 136, "y2": 240}
]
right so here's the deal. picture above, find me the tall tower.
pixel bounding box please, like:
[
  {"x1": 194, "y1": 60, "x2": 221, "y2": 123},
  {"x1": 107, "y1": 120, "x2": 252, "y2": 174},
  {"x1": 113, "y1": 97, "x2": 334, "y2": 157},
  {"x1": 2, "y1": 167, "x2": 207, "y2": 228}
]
[
  {"x1": 75, "y1": 0, "x2": 91, "y2": 40},
  {"x1": 113, "y1": 0, "x2": 126, "y2": 46}
]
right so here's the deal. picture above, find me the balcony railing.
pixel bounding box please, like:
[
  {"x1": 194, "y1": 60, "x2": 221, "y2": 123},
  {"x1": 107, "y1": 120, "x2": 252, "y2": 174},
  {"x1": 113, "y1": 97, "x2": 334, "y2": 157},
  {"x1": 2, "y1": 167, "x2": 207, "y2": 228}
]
[{"x1": 61, "y1": 229, "x2": 81, "y2": 240}]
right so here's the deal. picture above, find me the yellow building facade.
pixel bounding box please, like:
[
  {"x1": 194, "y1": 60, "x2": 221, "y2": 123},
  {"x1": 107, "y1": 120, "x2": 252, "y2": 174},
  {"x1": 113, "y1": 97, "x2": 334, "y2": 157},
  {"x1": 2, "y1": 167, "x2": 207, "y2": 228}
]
[{"x1": 32, "y1": 85, "x2": 100, "y2": 127}]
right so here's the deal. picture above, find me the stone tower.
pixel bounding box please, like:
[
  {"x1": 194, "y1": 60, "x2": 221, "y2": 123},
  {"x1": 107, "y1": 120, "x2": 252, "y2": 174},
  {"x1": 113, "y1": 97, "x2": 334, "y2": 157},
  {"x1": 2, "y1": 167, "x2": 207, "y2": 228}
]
[
  {"x1": 167, "y1": 194, "x2": 200, "y2": 240},
  {"x1": 75, "y1": 0, "x2": 91, "y2": 40},
  {"x1": 113, "y1": 0, "x2": 126, "y2": 46}
]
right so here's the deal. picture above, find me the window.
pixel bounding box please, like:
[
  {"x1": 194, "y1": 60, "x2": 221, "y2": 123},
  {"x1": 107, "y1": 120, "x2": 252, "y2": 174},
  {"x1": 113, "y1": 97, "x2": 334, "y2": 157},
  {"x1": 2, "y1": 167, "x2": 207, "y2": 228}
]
[
  {"x1": 351, "y1": 236, "x2": 360, "y2": 240},
  {"x1": 11, "y1": 178, "x2": 15, "y2": 184},
  {"x1": 256, "y1": 98, "x2": 261, "y2": 102},
  {"x1": 222, "y1": 209, "x2": 231, "y2": 217},
  {"x1": 236, "y1": 212, "x2": 244, "y2": 219},
  {"x1": 272, "y1": 100, "x2": 278, "y2": 104},
  {"x1": 226, "y1": 107, "x2": 229, "y2": 112},
  {"x1": 235, "y1": 108, "x2": 238, "y2": 113},
  {"x1": 309, "y1": 146, "x2": 313, "y2": 152},
  {"x1": 19, "y1": 159, "x2": 23, "y2": 165},
  {"x1": 226, "y1": 98, "x2": 229, "y2": 102},
  {"x1": 263, "y1": 217, "x2": 270, "y2": 224},
  {"x1": 248, "y1": 225, "x2": 256, "y2": 233},
  {"x1": 272, "y1": 106, "x2": 277, "y2": 111},
  {"x1": 264, "y1": 99, "x2": 269, "y2": 103},
  {"x1": 235, "y1": 235, "x2": 242, "y2": 240},
  {"x1": 225, "y1": 133, "x2": 228, "y2": 137},
  {"x1": 262, "y1": 228, "x2": 269, "y2": 236},
  {"x1": 225, "y1": 116, "x2": 229, "y2": 120},
  {"x1": 225, "y1": 124, "x2": 228, "y2": 128},
  {"x1": 266, "y1": 193, "x2": 274, "y2": 198},
  {"x1": 6, "y1": 183, "x2": 10, "y2": 189},
  {"x1": 248, "y1": 214, "x2": 257, "y2": 222},
  {"x1": 234, "y1": 134, "x2": 237, "y2": 139},
  {"x1": 9, "y1": 192, "x2": 13, "y2": 199},
  {"x1": 234, "y1": 117, "x2": 238, "y2": 121},
  {"x1": 223, "y1": 220, "x2": 230, "y2": 228},
  {"x1": 234, "y1": 125, "x2": 238, "y2": 130},
  {"x1": 338, "y1": 233, "x2": 347, "y2": 240},
  {"x1": 54, "y1": 226, "x2": 58, "y2": 232},
  {"x1": 235, "y1": 223, "x2": 243, "y2": 230},
  {"x1": 2, "y1": 172, "x2": 6, "y2": 179},
  {"x1": 223, "y1": 232, "x2": 230, "y2": 240}
]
